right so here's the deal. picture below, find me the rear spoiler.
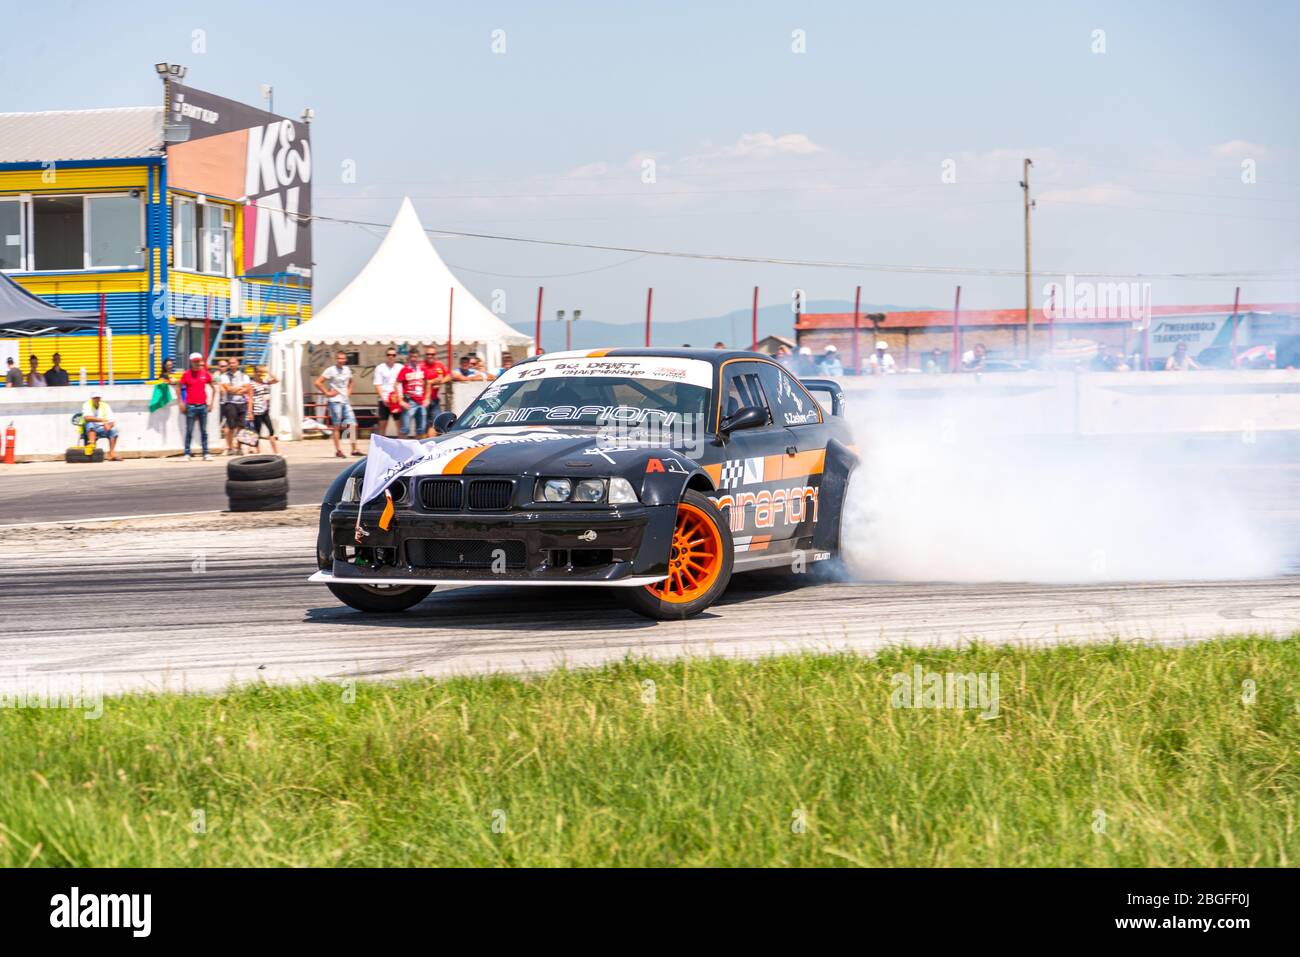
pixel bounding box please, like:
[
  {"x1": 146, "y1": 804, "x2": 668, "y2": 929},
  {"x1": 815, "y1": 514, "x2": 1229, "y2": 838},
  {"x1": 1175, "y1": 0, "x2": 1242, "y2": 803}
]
[{"x1": 798, "y1": 377, "x2": 846, "y2": 417}]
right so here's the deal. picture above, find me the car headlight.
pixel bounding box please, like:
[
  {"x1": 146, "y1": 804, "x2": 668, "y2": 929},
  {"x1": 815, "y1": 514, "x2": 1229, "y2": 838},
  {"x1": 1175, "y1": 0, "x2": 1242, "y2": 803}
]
[
  {"x1": 607, "y1": 476, "x2": 638, "y2": 504},
  {"x1": 572, "y1": 479, "x2": 607, "y2": 503},
  {"x1": 541, "y1": 478, "x2": 572, "y2": 502}
]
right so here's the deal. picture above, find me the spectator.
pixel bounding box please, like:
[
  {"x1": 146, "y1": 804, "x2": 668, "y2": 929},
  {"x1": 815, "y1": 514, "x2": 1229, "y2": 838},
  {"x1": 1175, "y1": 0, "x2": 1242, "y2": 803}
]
[
  {"x1": 865, "y1": 340, "x2": 897, "y2": 375},
  {"x1": 1165, "y1": 341, "x2": 1200, "y2": 371},
  {"x1": 179, "y1": 352, "x2": 214, "y2": 461},
  {"x1": 793, "y1": 346, "x2": 818, "y2": 376},
  {"x1": 820, "y1": 344, "x2": 845, "y2": 376},
  {"x1": 713, "y1": 341, "x2": 727, "y2": 349},
  {"x1": 924, "y1": 348, "x2": 945, "y2": 374},
  {"x1": 372, "y1": 346, "x2": 402, "y2": 438},
  {"x1": 247, "y1": 366, "x2": 280, "y2": 454},
  {"x1": 962, "y1": 342, "x2": 988, "y2": 372},
  {"x1": 26, "y1": 355, "x2": 46, "y2": 387},
  {"x1": 496, "y1": 352, "x2": 515, "y2": 379},
  {"x1": 452, "y1": 354, "x2": 487, "y2": 382},
  {"x1": 421, "y1": 346, "x2": 451, "y2": 436},
  {"x1": 218, "y1": 361, "x2": 251, "y2": 455},
  {"x1": 775, "y1": 344, "x2": 795, "y2": 370},
  {"x1": 395, "y1": 350, "x2": 428, "y2": 438},
  {"x1": 315, "y1": 350, "x2": 361, "y2": 457},
  {"x1": 472, "y1": 355, "x2": 495, "y2": 380},
  {"x1": 1090, "y1": 343, "x2": 1130, "y2": 372},
  {"x1": 149, "y1": 357, "x2": 178, "y2": 414},
  {"x1": 4, "y1": 356, "x2": 22, "y2": 388},
  {"x1": 44, "y1": 352, "x2": 70, "y2": 387},
  {"x1": 81, "y1": 394, "x2": 121, "y2": 461}
]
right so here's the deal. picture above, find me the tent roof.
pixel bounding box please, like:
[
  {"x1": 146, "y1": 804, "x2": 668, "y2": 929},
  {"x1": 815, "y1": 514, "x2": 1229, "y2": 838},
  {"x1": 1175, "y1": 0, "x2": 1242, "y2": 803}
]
[
  {"x1": 273, "y1": 197, "x2": 532, "y2": 347},
  {"x1": 0, "y1": 272, "x2": 100, "y2": 337}
]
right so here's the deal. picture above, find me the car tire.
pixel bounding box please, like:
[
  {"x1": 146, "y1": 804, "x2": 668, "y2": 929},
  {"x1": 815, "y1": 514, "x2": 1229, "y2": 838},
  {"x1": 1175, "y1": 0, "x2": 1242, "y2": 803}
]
[
  {"x1": 619, "y1": 489, "x2": 734, "y2": 620},
  {"x1": 228, "y1": 454, "x2": 286, "y2": 481},
  {"x1": 327, "y1": 582, "x2": 434, "y2": 613},
  {"x1": 226, "y1": 477, "x2": 289, "y2": 499},
  {"x1": 228, "y1": 494, "x2": 288, "y2": 512}
]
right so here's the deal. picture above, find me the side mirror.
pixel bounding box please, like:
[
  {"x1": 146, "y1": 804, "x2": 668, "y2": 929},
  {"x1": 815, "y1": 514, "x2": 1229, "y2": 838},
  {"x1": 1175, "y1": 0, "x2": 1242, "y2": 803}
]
[
  {"x1": 719, "y1": 405, "x2": 767, "y2": 436},
  {"x1": 431, "y1": 410, "x2": 457, "y2": 435}
]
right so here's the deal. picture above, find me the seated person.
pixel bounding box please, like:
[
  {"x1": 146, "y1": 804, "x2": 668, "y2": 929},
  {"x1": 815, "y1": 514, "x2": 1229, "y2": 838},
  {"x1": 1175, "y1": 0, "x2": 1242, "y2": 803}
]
[{"x1": 81, "y1": 394, "x2": 121, "y2": 461}]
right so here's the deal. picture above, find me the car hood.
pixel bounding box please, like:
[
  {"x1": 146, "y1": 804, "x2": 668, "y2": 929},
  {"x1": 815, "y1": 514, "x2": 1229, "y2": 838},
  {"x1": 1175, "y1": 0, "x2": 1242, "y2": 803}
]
[{"x1": 406, "y1": 425, "x2": 689, "y2": 477}]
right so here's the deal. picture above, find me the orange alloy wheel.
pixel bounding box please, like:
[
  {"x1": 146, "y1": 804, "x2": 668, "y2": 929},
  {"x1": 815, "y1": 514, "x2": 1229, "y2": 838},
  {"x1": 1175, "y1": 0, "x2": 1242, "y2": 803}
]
[{"x1": 646, "y1": 501, "x2": 724, "y2": 604}]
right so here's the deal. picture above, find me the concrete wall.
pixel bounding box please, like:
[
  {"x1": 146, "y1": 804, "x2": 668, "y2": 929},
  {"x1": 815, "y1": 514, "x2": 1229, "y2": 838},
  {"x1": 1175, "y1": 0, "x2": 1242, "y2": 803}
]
[
  {"x1": 0, "y1": 384, "x2": 203, "y2": 459},
  {"x1": 838, "y1": 369, "x2": 1300, "y2": 436}
]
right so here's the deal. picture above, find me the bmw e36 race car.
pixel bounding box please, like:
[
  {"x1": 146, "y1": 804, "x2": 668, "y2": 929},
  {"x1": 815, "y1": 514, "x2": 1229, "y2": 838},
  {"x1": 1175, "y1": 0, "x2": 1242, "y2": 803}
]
[{"x1": 310, "y1": 348, "x2": 855, "y2": 619}]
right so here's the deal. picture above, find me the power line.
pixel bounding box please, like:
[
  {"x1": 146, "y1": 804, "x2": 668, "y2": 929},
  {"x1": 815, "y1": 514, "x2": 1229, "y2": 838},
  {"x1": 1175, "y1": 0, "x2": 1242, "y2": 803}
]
[{"x1": 253, "y1": 200, "x2": 1300, "y2": 282}]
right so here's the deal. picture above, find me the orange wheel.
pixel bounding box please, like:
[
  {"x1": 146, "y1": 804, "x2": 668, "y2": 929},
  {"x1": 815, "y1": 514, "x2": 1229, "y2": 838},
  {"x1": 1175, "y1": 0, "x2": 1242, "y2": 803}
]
[{"x1": 646, "y1": 500, "x2": 725, "y2": 604}]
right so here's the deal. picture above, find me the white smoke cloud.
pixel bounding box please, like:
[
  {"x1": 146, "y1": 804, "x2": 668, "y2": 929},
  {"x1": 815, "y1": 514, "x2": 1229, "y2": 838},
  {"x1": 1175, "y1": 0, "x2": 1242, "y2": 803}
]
[{"x1": 839, "y1": 385, "x2": 1288, "y2": 583}]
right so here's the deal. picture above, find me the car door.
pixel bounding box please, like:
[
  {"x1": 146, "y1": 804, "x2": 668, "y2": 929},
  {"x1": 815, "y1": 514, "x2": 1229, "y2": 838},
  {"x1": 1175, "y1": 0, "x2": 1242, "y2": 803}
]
[
  {"x1": 752, "y1": 360, "x2": 829, "y2": 547},
  {"x1": 711, "y1": 360, "x2": 801, "y2": 555}
]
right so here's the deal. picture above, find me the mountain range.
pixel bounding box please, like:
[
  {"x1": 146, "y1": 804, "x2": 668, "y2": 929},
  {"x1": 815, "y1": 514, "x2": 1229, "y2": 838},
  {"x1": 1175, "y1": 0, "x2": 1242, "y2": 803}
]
[{"x1": 510, "y1": 300, "x2": 931, "y2": 351}]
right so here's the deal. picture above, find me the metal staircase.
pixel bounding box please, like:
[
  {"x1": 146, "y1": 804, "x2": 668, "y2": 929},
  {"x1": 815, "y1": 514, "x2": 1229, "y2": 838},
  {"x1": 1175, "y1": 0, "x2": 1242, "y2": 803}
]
[{"x1": 205, "y1": 273, "x2": 305, "y2": 368}]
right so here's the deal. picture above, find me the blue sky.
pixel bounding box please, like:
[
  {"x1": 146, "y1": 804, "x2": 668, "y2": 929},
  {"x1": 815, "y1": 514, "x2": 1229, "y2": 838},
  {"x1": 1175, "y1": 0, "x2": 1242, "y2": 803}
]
[{"x1": 4, "y1": 0, "x2": 1297, "y2": 330}]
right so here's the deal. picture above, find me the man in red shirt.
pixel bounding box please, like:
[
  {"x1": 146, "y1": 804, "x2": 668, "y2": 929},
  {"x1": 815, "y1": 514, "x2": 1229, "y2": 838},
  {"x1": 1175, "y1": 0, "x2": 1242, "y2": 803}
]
[
  {"x1": 420, "y1": 346, "x2": 450, "y2": 437},
  {"x1": 178, "y1": 352, "x2": 215, "y2": 461},
  {"x1": 395, "y1": 351, "x2": 428, "y2": 437}
]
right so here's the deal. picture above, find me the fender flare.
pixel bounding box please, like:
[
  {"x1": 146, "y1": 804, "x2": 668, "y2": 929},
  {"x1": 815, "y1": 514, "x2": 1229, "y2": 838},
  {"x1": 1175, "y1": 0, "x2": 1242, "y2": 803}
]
[
  {"x1": 811, "y1": 438, "x2": 858, "y2": 554},
  {"x1": 638, "y1": 457, "x2": 715, "y2": 507},
  {"x1": 318, "y1": 460, "x2": 366, "y2": 569}
]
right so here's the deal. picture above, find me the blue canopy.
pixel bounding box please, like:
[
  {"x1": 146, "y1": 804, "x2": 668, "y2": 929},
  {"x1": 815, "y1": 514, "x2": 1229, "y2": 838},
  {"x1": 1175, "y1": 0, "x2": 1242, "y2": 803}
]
[{"x1": 0, "y1": 272, "x2": 100, "y2": 337}]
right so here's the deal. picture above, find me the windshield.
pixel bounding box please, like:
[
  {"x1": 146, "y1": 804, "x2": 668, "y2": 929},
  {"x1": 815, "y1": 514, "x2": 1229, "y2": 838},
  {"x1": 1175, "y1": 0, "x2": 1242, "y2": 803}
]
[{"x1": 454, "y1": 356, "x2": 713, "y2": 433}]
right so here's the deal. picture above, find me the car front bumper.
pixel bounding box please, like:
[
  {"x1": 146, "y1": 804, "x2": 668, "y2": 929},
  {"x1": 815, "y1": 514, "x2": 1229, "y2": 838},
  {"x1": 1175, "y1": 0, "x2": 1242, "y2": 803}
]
[{"x1": 317, "y1": 501, "x2": 677, "y2": 587}]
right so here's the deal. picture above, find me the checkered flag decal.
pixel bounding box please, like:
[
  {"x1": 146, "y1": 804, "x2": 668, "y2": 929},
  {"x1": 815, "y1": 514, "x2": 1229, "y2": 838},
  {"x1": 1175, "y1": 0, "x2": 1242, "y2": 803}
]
[{"x1": 719, "y1": 460, "x2": 745, "y2": 489}]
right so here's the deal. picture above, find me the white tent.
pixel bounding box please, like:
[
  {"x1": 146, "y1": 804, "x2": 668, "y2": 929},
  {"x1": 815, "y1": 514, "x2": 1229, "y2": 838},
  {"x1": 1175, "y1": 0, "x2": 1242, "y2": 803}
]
[{"x1": 270, "y1": 197, "x2": 533, "y2": 437}]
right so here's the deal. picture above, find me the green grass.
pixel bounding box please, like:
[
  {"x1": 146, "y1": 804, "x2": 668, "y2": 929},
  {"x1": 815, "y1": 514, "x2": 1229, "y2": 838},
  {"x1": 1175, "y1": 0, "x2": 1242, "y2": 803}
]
[{"x1": 2, "y1": 637, "x2": 1299, "y2": 866}]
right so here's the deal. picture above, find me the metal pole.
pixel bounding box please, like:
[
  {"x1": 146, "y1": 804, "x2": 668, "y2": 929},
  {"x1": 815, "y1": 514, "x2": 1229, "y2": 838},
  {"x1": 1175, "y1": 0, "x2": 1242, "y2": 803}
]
[
  {"x1": 751, "y1": 286, "x2": 759, "y2": 351},
  {"x1": 446, "y1": 287, "x2": 454, "y2": 370},
  {"x1": 851, "y1": 285, "x2": 861, "y2": 374},
  {"x1": 534, "y1": 286, "x2": 544, "y2": 355},
  {"x1": 1048, "y1": 284, "x2": 1056, "y2": 354},
  {"x1": 645, "y1": 287, "x2": 653, "y2": 347},
  {"x1": 1230, "y1": 285, "x2": 1241, "y2": 367},
  {"x1": 565, "y1": 313, "x2": 571, "y2": 352},
  {"x1": 203, "y1": 294, "x2": 211, "y2": 360},
  {"x1": 98, "y1": 292, "x2": 106, "y2": 385},
  {"x1": 1021, "y1": 158, "x2": 1034, "y2": 359},
  {"x1": 951, "y1": 285, "x2": 962, "y2": 372}
]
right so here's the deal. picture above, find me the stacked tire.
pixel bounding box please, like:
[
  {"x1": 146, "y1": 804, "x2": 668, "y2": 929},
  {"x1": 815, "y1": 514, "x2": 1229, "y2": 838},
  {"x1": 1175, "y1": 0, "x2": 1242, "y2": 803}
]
[{"x1": 226, "y1": 455, "x2": 288, "y2": 512}]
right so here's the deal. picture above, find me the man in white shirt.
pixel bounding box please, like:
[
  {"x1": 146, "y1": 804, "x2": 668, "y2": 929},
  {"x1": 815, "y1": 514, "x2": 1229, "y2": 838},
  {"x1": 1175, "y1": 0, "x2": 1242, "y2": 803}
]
[
  {"x1": 218, "y1": 364, "x2": 251, "y2": 455},
  {"x1": 372, "y1": 346, "x2": 403, "y2": 438},
  {"x1": 865, "y1": 340, "x2": 897, "y2": 375},
  {"x1": 314, "y1": 351, "x2": 361, "y2": 458},
  {"x1": 81, "y1": 394, "x2": 121, "y2": 461}
]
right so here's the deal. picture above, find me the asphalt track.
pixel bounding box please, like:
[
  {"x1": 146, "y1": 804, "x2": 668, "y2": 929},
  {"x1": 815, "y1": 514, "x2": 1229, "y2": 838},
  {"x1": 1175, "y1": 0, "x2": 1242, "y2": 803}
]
[
  {"x1": 1, "y1": 433, "x2": 1296, "y2": 695},
  {"x1": 1, "y1": 511, "x2": 1297, "y2": 696}
]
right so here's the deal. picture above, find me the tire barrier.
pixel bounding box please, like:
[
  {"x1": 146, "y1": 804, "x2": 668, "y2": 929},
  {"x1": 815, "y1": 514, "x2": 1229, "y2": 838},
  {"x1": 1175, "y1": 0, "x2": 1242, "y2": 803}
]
[{"x1": 227, "y1": 455, "x2": 288, "y2": 511}]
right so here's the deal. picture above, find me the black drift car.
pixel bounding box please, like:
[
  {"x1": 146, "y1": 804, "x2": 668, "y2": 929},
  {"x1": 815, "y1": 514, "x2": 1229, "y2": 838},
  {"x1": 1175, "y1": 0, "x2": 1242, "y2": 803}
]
[{"x1": 311, "y1": 348, "x2": 856, "y2": 619}]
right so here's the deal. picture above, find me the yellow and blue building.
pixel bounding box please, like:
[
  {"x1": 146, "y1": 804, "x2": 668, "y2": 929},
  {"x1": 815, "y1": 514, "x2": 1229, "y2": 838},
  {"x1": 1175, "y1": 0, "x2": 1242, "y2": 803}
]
[{"x1": 0, "y1": 74, "x2": 312, "y2": 382}]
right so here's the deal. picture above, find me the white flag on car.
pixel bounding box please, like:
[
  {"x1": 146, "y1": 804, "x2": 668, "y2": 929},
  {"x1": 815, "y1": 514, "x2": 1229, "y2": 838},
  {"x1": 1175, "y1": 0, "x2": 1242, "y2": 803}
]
[{"x1": 353, "y1": 433, "x2": 483, "y2": 539}]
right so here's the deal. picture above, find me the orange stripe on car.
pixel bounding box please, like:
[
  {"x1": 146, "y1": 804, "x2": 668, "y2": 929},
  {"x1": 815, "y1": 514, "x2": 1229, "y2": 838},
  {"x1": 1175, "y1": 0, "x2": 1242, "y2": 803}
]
[
  {"x1": 703, "y1": 463, "x2": 723, "y2": 484},
  {"x1": 779, "y1": 449, "x2": 825, "y2": 481},
  {"x1": 586, "y1": 349, "x2": 612, "y2": 357},
  {"x1": 442, "y1": 445, "x2": 490, "y2": 474},
  {"x1": 749, "y1": 534, "x2": 771, "y2": 551}
]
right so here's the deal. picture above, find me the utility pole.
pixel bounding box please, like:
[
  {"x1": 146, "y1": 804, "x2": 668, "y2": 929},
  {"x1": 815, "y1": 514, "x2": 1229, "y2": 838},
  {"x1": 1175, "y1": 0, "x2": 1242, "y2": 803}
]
[{"x1": 1020, "y1": 158, "x2": 1035, "y2": 358}]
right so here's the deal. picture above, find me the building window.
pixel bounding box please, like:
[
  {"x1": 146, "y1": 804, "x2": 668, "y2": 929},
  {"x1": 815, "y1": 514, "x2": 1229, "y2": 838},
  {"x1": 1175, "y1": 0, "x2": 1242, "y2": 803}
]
[
  {"x1": 202, "y1": 203, "x2": 232, "y2": 275},
  {"x1": 173, "y1": 195, "x2": 232, "y2": 276},
  {"x1": 32, "y1": 195, "x2": 84, "y2": 270},
  {"x1": 87, "y1": 195, "x2": 144, "y2": 268},
  {"x1": 2, "y1": 193, "x2": 144, "y2": 272},
  {"x1": 0, "y1": 199, "x2": 22, "y2": 270}
]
